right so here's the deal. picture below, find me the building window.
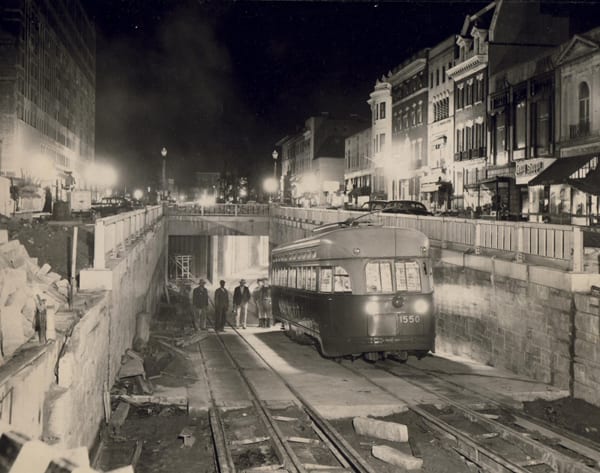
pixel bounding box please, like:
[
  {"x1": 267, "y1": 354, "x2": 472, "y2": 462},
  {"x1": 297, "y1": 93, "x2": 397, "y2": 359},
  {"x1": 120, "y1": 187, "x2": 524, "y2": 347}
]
[
  {"x1": 579, "y1": 81, "x2": 590, "y2": 125},
  {"x1": 493, "y1": 112, "x2": 506, "y2": 161},
  {"x1": 442, "y1": 66, "x2": 446, "y2": 83},
  {"x1": 380, "y1": 102, "x2": 386, "y2": 120},
  {"x1": 379, "y1": 133, "x2": 386, "y2": 150},
  {"x1": 417, "y1": 104, "x2": 422, "y2": 124},
  {"x1": 430, "y1": 72, "x2": 433, "y2": 88},
  {"x1": 514, "y1": 99, "x2": 526, "y2": 149},
  {"x1": 436, "y1": 69, "x2": 439, "y2": 86},
  {"x1": 532, "y1": 98, "x2": 551, "y2": 153}
]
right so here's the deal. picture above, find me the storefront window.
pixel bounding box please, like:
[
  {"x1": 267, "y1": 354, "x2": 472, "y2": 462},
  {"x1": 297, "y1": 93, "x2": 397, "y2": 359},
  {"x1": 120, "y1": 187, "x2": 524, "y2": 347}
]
[
  {"x1": 529, "y1": 185, "x2": 545, "y2": 214},
  {"x1": 572, "y1": 189, "x2": 587, "y2": 216},
  {"x1": 549, "y1": 184, "x2": 570, "y2": 215}
]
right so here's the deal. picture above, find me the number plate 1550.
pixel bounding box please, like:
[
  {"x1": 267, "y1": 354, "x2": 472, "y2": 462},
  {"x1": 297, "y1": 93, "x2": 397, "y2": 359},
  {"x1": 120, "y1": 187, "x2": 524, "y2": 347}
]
[{"x1": 398, "y1": 315, "x2": 421, "y2": 324}]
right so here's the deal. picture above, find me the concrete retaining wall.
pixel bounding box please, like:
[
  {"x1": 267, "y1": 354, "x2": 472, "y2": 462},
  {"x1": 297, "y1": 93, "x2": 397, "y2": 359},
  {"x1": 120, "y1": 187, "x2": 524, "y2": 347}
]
[
  {"x1": 47, "y1": 220, "x2": 166, "y2": 449},
  {"x1": 0, "y1": 218, "x2": 166, "y2": 450}
]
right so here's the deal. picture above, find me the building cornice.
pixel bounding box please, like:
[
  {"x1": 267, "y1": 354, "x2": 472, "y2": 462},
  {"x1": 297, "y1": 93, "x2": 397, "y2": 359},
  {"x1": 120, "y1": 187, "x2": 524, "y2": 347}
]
[
  {"x1": 447, "y1": 54, "x2": 488, "y2": 82},
  {"x1": 388, "y1": 58, "x2": 427, "y2": 85}
]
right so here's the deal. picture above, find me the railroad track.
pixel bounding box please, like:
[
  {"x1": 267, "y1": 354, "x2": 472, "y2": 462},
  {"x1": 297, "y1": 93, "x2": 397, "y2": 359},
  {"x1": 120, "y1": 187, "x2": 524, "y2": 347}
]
[
  {"x1": 199, "y1": 328, "x2": 377, "y2": 473},
  {"x1": 336, "y1": 357, "x2": 600, "y2": 473}
]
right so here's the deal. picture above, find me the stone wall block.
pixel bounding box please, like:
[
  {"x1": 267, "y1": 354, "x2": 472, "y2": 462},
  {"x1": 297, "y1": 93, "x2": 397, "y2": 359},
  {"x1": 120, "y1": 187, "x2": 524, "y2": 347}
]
[
  {"x1": 0, "y1": 305, "x2": 26, "y2": 357},
  {"x1": 574, "y1": 294, "x2": 600, "y2": 316},
  {"x1": 575, "y1": 311, "x2": 600, "y2": 338},
  {"x1": 575, "y1": 339, "x2": 600, "y2": 364}
]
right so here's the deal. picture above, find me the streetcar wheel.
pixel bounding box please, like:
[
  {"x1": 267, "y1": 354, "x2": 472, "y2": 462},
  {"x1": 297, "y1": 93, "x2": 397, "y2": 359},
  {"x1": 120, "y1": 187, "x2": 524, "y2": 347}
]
[{"x1": 415, "y1": 350, "x2": 429, "y2": 360}]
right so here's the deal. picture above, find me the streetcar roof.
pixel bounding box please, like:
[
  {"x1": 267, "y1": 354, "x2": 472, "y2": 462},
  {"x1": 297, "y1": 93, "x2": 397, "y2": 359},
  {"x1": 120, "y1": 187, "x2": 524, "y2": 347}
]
[{"x1": 272, "y1": 226, "x2": 428, "y2": 260}]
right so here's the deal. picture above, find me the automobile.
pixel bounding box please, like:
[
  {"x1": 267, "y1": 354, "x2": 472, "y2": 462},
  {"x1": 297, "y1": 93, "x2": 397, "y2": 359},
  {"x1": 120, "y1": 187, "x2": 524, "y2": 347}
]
[
  {"x1": 382, "y1": 200, "x2": 432, "y2": 216},
  {"x1": 91, "y1": 196, "x2": 133, "y2": 217},
  {"x1": 357, "y1": 200, "x2": 389, "y2": 212}
]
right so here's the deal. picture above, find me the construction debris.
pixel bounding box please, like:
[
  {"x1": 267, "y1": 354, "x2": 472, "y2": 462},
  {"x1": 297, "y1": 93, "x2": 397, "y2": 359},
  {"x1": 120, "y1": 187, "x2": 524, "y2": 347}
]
[
  {"x1": 0, "y1": 236, "x2": 72, "y2": 361},
  {"x1": 109, "y1": 402, "x2": 130, "y2": 435},
  {"x1": 178, "y1": 427, "x2": 196, "y2": 447},
  {"x1": 371, "y1": 444, "x2": 423, "y2": 470},
  {"x1": 353, "y1": 417, "x2": 409, "y2": 443}
]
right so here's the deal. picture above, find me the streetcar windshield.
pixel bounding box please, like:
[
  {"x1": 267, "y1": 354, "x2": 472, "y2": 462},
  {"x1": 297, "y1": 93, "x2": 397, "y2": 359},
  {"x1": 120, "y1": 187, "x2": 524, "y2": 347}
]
[
  {"x1": 365, "y1": 261, "x2": 393, "y2": 293},
  {"x1": 366, "y1": 260, "x2": 422, "y2": 293},
  {"x1": 395, "y1": 261, "x2": 422, "y2": 292}
]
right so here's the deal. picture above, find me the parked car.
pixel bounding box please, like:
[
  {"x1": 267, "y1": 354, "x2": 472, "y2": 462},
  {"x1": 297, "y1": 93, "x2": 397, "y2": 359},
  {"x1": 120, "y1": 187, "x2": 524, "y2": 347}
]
[
  {"x1": 358, "y1": 200, "x2": 389, "y2": 212},
  {"x1": 382, "y1": 200, "x2": 432, "y2": 216},
  {"x1": 91, "y1": 196, "x2": 133, "y2": 217}
]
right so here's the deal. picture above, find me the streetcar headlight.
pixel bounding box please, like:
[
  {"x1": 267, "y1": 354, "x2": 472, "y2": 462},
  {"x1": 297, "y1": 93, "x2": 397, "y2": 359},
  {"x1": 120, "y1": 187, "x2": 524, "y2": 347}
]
[
  {"x1": 365, "y1": 301, "x2": 379, "y2": 315},
  {"x1": 413, "y1": 299, "x2": 430, "y2": 315}
]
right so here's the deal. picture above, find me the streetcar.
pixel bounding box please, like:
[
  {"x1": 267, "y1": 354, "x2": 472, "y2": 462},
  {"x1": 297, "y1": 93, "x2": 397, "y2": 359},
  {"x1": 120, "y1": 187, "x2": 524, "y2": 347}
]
[{"x1": 271, "y1": 218, "x2": 435, "y2": 361}]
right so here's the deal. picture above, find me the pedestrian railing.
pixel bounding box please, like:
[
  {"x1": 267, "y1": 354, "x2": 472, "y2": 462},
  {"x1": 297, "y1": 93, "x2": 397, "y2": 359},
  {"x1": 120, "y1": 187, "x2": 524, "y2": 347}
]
[
  {"x1": 271, "y1": 206, "x2": 584, "y2": 272},
  {"x1": 93, "y1": 205, "x2": 163, "y2": 269},
  {"x1": 166, "y1": 203, "x2": 270, "y2": 216}
]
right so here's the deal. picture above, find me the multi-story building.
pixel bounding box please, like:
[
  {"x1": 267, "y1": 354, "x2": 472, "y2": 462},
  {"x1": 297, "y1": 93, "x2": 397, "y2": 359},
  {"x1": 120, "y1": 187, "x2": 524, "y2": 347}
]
[
  {"x1": 277, "y1": 113, "x2": 366, "y2": 206},
  {"x1": 0, "y1": 0, "x2": 95, "y2": 196},
  {"x1": 388, "y1": 49, "x2": 429, "y2": 201},
  {"x1": 527, "y1": 27, "x2": 600, "y2": 225},
  {"x1": 446, "y1": 3, "x2": 494, "y2": 213},
  {"x1": 344, "y1": 127, "x2": 372, "y2": 206},
  {"x1": 366, "y1": 79, "x2": 392, "y2": 198},
  {"x1": 425, "y1": 35, "x2": 456, "y2": 211},
  {"x1": 448, "y1": 0, "x2": 570, "y2": 216}
]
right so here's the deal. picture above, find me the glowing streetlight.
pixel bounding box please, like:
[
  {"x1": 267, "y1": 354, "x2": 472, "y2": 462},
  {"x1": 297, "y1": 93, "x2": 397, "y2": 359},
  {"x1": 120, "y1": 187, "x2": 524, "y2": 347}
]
[
  {"x1": 161, "y1": 147, "x2": 167, "y2": 199},
  {"x1": 272, "y1": 150, "x2": 278, "y2": 179},
  {"x1": 133, "y1": 189, "x2": 143, "y2": 200},
  {"x1": 263, "y1": 177, "x2": 278, "y2": 200}
]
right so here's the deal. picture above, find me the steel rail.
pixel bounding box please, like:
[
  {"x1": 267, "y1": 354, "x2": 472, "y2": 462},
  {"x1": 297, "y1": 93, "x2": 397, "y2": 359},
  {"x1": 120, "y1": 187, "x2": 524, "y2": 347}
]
[
  {"x1": 193, "y1": 337, "x2": 236, "y2": 473},
  {"x1": 341, "y1": 361, "x2": 599, "y2": 473},
  {"x1": 227, "y1": 328, "x2": 377, "y2": 473},
  {"x1": 398, "y1": 360, "x2": 600, "y2": 468},
  {"x1": 212, "y1": 331, "x2": 306, "y2": 473}
]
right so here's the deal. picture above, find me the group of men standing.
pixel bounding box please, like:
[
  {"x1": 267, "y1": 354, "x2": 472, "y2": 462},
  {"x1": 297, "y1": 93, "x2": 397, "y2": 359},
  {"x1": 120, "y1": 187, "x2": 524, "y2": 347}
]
[{"x1": 190, "y1": 278, "x2": 271, "y2": 332}]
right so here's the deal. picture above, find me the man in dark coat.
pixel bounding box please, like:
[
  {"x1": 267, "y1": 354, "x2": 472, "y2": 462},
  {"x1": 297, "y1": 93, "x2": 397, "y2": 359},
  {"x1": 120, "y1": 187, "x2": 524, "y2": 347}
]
[
  {"x1": 192, "y1": 279, "x2": 209, "y2": 330},
  {"x1": 233, "y1": 279, "x2": 251, "y2": 329},
  {"x1": 214, "y1": 280, "x2": 229, "y2": 332}
]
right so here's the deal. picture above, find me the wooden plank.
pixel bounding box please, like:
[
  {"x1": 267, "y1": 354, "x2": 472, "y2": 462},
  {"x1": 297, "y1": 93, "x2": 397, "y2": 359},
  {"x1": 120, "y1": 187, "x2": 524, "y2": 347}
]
[
  {"x1": 130, "y1": 440, "x2": 143, "y2": 467},
  {"x1": 109, "y1": 402, "x2": 130, "y2": 434}
]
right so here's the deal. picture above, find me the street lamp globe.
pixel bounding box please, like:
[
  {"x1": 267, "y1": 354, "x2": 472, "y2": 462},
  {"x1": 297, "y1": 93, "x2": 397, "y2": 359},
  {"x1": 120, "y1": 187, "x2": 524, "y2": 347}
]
[
  {"x1": 272, "y1": 150, "x2": 278, "y2": 161},
  {"x1": 161, "y1": 147, "x2": 168, "y2": 200}
]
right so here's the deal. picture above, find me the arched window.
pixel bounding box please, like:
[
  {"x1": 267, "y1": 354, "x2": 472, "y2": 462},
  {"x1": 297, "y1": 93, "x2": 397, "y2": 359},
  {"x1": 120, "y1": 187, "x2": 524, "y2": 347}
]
[{"x1": 579, "y1": 82, "x2": 590, "y2": 125}]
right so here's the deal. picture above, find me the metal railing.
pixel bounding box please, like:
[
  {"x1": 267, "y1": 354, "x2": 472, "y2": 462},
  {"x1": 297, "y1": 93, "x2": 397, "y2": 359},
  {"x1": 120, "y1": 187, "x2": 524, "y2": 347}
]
[
  {"x1": 271, "y1": 206, "x2": 584, "y2": 271},
  {"x1": 166, "y1": 203, "x2": 270, "y2": 216},
  {"x1": 93, "y1": 205, "x2": 163, "y2": 269}
]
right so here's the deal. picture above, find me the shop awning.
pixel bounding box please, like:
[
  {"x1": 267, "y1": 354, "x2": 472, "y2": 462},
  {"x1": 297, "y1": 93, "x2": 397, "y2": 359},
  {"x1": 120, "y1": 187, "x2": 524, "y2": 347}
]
[
  {"x1": 528, "y1": 155, "x2": 595, "y2": 186},
  {"x1": 568, "y1": 178, "x2": 600, "y2": 196}
]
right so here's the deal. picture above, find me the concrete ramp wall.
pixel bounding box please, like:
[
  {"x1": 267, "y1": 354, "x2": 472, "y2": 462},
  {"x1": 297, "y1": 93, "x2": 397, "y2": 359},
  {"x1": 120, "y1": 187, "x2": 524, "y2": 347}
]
[{"x1": 0, "y1": 219, "x2": 166, "y2": 450}]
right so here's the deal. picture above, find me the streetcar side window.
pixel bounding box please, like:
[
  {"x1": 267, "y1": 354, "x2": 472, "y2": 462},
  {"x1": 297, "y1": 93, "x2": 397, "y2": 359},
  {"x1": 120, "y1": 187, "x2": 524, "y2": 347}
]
[
  {"x1": 320, "y1": 267, "x2": 333, "y2": 292},
  {"x1": 288, "y1": 268, "x2": 297, "y2": 288},
  {"x1": 394, "y1": 261, "x2": 422, "y2": 292},
  {"x1": 299, "y1": 267, "x2": 306, "y2": 289},
  {"x1": 365, "y1": 261, "x2": 393, "y2": 293},
  {"x1": 334, "y1": 266, "x2": 352, "y2": 293}
]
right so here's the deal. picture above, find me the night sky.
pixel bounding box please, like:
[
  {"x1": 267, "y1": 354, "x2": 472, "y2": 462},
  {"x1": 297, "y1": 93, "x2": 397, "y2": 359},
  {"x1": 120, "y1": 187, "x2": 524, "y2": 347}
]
[{"x1": 81, "y1": 0, "x2": 600, "y2": 191}]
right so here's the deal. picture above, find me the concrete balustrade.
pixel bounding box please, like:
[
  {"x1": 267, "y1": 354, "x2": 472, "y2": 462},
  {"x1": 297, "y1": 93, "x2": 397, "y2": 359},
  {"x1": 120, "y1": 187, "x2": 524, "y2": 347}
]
[
  {"x1": 270, "y1": 206, "x2": 585, "y2": 272},
  {"x1": 93, "y1": 205, "x2": 163, "y2": 269}
]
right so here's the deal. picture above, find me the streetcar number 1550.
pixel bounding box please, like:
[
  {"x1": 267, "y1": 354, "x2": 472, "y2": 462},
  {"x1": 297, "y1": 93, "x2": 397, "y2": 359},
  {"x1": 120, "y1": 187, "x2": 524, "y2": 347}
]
[{"x1": 399, "y1": 315, "x2": 421, "y2": 323}]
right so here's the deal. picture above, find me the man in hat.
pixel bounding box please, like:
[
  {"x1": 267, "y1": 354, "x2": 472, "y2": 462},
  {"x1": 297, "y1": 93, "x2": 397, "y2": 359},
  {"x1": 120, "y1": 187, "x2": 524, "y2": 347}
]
[
  {"x1": 233, "y1": 279, "x2": 251, "y2": 329},
  {"x1": 214, "y1": 280, "x2": 229, "y2": 332},
  {"x1": 192, "y1": 279, "x2": 209, "y2": 330}
]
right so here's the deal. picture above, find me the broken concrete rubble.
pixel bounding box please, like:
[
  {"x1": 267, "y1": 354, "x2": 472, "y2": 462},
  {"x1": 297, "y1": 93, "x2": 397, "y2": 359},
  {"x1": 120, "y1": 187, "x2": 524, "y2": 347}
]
[{"x1": 0, "y1": 237, "x2": 71, "y2": 359}]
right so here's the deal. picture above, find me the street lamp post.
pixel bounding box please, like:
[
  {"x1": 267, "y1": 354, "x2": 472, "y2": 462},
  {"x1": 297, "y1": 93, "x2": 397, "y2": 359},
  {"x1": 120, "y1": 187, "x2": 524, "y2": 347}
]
[
  {"x1": 161, "y1": 147, "x2": 167, "y2": 200},
  {"x1": 272, "y1": 150, "x2": 279, "y2": 201}
]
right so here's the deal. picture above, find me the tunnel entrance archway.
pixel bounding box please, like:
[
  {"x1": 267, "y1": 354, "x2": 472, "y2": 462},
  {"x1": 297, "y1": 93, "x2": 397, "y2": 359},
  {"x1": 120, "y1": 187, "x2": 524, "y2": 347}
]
[{"x1": 168, "y1": 235, "x2": 270, "y2": 284}]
